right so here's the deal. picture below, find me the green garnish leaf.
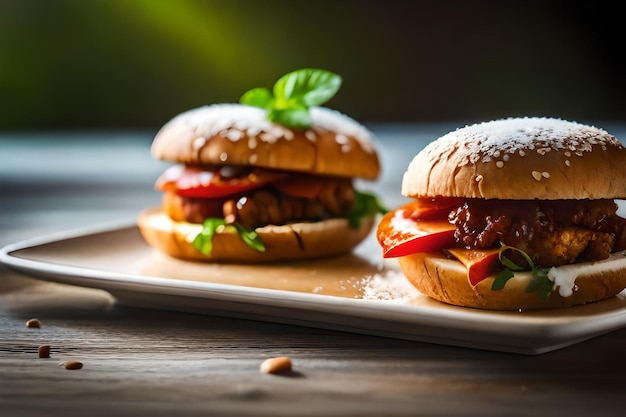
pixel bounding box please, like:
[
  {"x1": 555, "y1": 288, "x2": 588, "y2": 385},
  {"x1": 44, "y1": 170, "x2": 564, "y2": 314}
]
[
  {"x1": 267, "y1": 108, "x2": 311, "y2": 130},
  {"x1": 525, "y1": 266, "x2": 553, "y2": 301},
  {"x1": 490, "y1": 244, "x2": 554, "y2": 301},
  {"x1": 240, "y1": 68, "x2": 342, "y2": 129},
  {"x1": 239, "y1": 87, "x2": 273, "y2": 109},
  {"x1": 192, "y1": 218, "x2": 226, "y2": 255},
  {"x1": 233, "y1": 224, "x2": 266, "y2": 252},
  {"x1": 192, "y1": 218, "x2": 266, "y2": 255},
  {"x1": 346, "y1": 190, "x2": 389, "y2": 228},
  {"x1": 492, "y1": 270, "x2": 515, "y2": 290},
  {"x1": 273, "y1": 68, "x2": 342, "y2": 108}
]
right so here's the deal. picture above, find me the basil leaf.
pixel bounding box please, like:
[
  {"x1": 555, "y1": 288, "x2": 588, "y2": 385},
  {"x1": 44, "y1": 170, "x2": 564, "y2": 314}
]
[
  {"x1": 346, "y1": 190, "x2": 389, "y2": 228},
  {"x1": 526, "y1": 267, "x2": 553, "y2": 301},
  {"x1": 493, "y1": 244, "x2": 555, "y2": 301},
  {"x1": 192, "y1": 218, "x2": 266, "y2": 255},
  {"x1": 233, "y1": 224, "x2": 266, "y2": 252},
  {"x1": 491, "y1": 270, "x2": 515, "y2": 291},
  {"x1": 273, "y1": 68, "x2": 342, "y2": 108},
  {"x1": 239, "y1": 68, "x2": 342, "y2": 129},
  {"x1": 240, "y1": 87, "x2": 274, "y2": 109},
  {"x1": 192, "y1": 218, "x2": 226, "y2": 255},
  {"x1": 268, "y1": 108, "x2": 311, "y2": 129}
]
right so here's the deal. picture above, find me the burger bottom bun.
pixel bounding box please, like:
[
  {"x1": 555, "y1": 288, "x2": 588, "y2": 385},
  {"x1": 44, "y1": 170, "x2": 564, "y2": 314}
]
[
  {"x1": 398, "y1": 251, "x2": 626, "y2": 311},
  {"x1": 138, "y1": 208, "x2": 375, "y2": 263}
]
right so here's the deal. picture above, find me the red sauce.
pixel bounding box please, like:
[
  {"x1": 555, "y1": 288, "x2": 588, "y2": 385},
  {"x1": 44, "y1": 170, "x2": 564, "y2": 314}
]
[{"x1": 448, "y1": 199, "x2": 626, "y2": 266}]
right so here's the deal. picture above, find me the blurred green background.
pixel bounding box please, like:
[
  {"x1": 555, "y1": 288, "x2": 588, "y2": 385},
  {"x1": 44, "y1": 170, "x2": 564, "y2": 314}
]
[{"x1": 0, "y1": 0, "x2": 622, "y2": 130}]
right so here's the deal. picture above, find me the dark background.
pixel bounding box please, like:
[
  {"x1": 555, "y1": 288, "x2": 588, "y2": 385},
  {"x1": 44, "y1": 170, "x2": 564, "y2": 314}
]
[{"x1": 1, "y1": 0, "x2": 622, "y2": 131}]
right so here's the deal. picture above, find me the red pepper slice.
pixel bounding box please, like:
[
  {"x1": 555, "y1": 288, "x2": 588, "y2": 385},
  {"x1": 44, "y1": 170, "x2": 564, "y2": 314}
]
[
  {"x1": 155, "y1": 165, "x2": 290, "y2": 199},
  {"x1": 377, "y1": 201, "x2": 458, "y2": 258},
  {"x1": 446, "y1": 248, "x2": 501, "y2": 286}
]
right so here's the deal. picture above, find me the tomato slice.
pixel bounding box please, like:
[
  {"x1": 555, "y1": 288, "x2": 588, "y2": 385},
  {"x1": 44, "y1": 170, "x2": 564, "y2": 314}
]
[
  {"x1": 405, "y1": 197, "x2": 465, "y2": 219},
  {"x1": 377, "y1": 203, "x2": 457, "y2": 258},
  {"x1": 446, "y1": 248, "x2": 500, "y2": 286},
  {"x1": 377, "y1": 198, "x2": 501, "y2": 286},
  {"x1": 155, "y1": 165, "x2": 291, "y2": 199},
  {"x1": 272, "y1": 175, "x2": 326, "y2": 199}
]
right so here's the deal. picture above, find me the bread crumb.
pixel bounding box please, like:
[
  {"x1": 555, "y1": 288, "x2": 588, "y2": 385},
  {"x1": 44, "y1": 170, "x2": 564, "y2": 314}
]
[
  {"x1": 360, "y1": 270, "x2": 420, "y2": 301},
  {"x1": 25, "y1": 318, "x2": 41, "y2": 328},
  {"x1": 260, "y1": 357, "x2": 292, "y2": 374}
]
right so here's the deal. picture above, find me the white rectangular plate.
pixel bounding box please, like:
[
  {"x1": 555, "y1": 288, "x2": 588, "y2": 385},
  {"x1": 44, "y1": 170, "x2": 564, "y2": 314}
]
[{"x1": 2, "y1": 223, "x2": 626, "y2": 355}]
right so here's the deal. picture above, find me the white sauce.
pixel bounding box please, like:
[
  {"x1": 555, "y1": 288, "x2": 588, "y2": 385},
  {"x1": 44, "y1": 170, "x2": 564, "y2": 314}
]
[{"x1": 548, "y1": 250, "x2": 626, "y2": 297}]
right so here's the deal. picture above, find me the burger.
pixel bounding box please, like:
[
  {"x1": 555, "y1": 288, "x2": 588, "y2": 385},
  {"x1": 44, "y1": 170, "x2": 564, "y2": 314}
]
[
  {"x1": 377, "y1": 117, "x2": 626, "y2": 310},
  {"x1": 138, "y1": 68, "x2": 385, "y2": 263}
]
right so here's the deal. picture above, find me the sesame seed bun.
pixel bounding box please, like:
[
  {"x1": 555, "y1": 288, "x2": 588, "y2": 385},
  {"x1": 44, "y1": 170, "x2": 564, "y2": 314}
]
[
  {"x1": 138, "y1": 208, "x2": 375, "y2": 263},
  {"x1": 402, "y1": 117, "x2": 626, "y2": 200},
  {"x1": 151, "y1": 104, "x2": 380, "y2": 180},
  {"x1": 388, "y1": 117, "x2": 626, "y2": 310}
]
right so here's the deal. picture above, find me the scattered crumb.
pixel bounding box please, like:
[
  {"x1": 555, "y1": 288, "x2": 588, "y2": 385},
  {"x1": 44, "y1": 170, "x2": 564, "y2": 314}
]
[
  {"x1": 38, "y1": 345, "x2": 51, "y2": 358},
  {"x1": 360, "y1": 270, "x2": 420, "y2": 302},
  {"x1": 25, "y1": 318, "x2": 41, "y2": 328},
  {"x1": 63, "y1": 361, "x2": 83, "y2": 370},
  {"x1": 260, "y1": 356, "x2": 292, "y2": 374}
]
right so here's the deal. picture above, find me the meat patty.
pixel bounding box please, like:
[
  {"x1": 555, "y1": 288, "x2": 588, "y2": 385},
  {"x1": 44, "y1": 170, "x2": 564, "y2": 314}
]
[
  {"x1": 164, "y1": 178, "x2": 355, "y2": 229},
  {"x1": 448, "y1": 199, "x2": 626, "y2": 267}
]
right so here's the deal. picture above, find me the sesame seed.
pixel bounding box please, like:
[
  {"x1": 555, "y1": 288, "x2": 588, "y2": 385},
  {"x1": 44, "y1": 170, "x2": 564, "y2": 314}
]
[
  {"x1": 247, "y1": 126, "x2": 261, "y2": 136},
  {"x1": 227, "y1": 130, "x2": 243, "y2": 141},
  {"x1": 565, "y1": 160, "x2": 571, "y2": 166},
  {"x1": 268, "y1": 126, "x2": 284, "y2": 137},
  {"x1": 248, "y1": 137, "x2": 258, "y2": 149},
  {"x1": 305, "y1": 130, "x2": 317, "y2": 141},
  {"x1": 219, "y1": 152, "x2": 228, "y2": 162},
  {"x1": 519, "y1": 150, "x2": 526, "y2": 157},
  {"x1": 542, "y1": 171, "x2": 550, "y2": 178},
  {"x1": 496, "y1": 161, "x2": 504, "y2": 168},
  {"x1": 564, "y1": 151, "x2": 571, "y2": 157},
  {"x1": 192, "y1": 137, "x2": 206, "y2": 150},
  {"x1": 260, "y1": 132, "x2": 277, "y2": 142},
  {"x1": 532, "y1": 171, "x2": 542, "y2": 181},
  {"x1": 335, "y1": 133, "x2": 349, "y2": 145},
  {"x1": 475, "y1": 174, "x2": 483, "y2": 181}
]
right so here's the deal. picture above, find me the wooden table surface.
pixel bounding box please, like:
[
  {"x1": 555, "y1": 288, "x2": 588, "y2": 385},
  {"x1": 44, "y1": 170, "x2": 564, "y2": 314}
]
[{"x1": 1, "y1": 126, "x2": 625, "y2": 417}]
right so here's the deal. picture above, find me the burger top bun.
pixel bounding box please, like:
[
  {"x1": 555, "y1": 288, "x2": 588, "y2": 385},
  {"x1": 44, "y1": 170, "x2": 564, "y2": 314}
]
[
  {"x1": 402, "y1": 117, "x2": 626, "y2": 200},
  {"x1": 151, "y1": 104, "x2": 381, "y2": 180}
]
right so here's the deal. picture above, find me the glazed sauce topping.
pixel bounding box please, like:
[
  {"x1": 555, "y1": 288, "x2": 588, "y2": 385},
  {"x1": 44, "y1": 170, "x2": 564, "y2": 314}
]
[{"x1": 448, "y1": 198, "x2": 626, "y2": 266}]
